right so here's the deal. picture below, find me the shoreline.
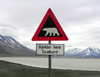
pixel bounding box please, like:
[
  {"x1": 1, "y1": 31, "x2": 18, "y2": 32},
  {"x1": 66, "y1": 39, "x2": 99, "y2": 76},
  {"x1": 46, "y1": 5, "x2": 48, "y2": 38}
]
[
  {"x1": 0, "y1": 59, "x2": 100, "y2": 72},
  {"x1": 1, "y1": 56, "x2": 100, "y2": 59},
  {"x1": 0, "y1": 57, "x2": 100, "y2": 71}
]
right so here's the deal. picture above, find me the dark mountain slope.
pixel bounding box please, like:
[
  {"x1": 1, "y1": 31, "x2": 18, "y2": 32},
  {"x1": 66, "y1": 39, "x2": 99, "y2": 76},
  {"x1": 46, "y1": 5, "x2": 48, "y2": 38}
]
[{"x1": 0, "y1": 35, "x2": 35, "y2": 56}]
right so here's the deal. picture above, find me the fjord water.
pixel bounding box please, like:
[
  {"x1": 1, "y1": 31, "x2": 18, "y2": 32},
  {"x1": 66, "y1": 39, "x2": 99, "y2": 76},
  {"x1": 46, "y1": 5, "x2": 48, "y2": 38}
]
[{"x1": 0, "y1": 57, "x2": 100, "y2": 71}]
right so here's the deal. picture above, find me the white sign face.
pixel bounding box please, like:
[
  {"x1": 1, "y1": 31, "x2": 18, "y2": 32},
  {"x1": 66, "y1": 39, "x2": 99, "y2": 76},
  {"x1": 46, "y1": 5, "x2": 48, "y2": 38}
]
[{"x1": 36, "y1": 44, "x2": 64, "y2": 55}]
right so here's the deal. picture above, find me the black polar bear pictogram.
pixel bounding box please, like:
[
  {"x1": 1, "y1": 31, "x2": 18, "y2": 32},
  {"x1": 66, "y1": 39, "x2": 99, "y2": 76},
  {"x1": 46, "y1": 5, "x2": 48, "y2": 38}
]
[{"x1": 42, "y1": 27, "x2": 60, "y2": 36}]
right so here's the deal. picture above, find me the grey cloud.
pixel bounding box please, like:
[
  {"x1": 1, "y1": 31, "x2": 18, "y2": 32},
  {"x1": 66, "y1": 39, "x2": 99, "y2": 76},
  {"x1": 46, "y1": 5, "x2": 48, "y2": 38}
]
[
  {"x1": 0, "y1": 23, "x2": 19, "y2": 39},
  {"x1": 87, "y1": 27, "x2": 100, "y2": 40},
  {"x1": 0, "y1": 0, "x2": 100, "y2": 49},
  {"x1": 56, "y1": 0, "x2": 100, "y2": 26}
]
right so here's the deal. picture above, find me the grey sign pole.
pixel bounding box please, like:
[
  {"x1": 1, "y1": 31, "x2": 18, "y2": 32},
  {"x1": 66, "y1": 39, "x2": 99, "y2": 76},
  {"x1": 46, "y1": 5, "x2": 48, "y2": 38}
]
[{"x1": 48, "y1": 41, "x2": 51, "y2": 77}]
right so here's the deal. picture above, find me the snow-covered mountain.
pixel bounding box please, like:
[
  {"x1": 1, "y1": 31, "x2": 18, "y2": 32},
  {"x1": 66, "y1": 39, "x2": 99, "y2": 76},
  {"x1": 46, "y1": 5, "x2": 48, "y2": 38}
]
[
  {"x1": 65, "y1": 47, "x2": 100, "y2": 58},
  {"x1": 0, "y1": 35, "x2": 35, "y2": 56},
  {"x1": 65, "y1": 48, "x2": 82, "y2": 54},
  {"x1": 82, "y1": 47, "x2": 100, "y2": 57},
  {"x1": 0, "y1": 35, "x2": 25, "y2": 49}
]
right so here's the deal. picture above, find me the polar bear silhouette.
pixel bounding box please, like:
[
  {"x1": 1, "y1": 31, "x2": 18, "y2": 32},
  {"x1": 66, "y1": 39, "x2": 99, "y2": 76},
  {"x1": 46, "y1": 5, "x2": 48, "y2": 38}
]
[{"x1": 42, "y1": 27, "x2": 60, "y2": 36}]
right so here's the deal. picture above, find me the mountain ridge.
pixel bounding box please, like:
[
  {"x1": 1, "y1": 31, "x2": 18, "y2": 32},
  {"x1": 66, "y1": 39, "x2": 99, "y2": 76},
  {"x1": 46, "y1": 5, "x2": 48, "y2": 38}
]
[
  {"x1": 65, "y1": 47, "x2": 100, "y2": 58},
  {"x1": 0, "y1": 35, "x2": 35, "y2": 56}
]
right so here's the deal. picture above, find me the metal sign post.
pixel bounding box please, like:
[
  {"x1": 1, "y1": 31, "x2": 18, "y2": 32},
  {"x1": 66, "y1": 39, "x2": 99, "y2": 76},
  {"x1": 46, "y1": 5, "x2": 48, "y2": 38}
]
[{"x1": 48, "y1": 41, "x2": 51, "y2": 77}]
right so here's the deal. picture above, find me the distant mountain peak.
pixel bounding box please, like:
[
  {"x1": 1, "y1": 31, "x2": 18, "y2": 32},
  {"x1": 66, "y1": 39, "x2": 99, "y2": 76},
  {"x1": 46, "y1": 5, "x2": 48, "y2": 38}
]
[
  {"x1": 85, "y1": 47, "x2": 100, "y2": 54},
  {"x1": 65, "y1": 47, "x2": 100, "y2": 58},
  {"x1": 66, "y1": 48, "x2": 83, "y2": 54}
]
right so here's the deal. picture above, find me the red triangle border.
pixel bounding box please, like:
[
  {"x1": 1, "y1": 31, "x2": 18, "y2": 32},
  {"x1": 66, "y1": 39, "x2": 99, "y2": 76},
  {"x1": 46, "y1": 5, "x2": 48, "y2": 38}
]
[{"x1": 32, "y1": 8, "x2": 68, "y2": 41}]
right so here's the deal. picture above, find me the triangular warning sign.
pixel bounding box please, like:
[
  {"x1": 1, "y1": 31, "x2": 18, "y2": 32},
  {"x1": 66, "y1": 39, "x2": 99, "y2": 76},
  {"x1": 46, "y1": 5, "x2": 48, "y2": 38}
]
[{"x1": 32, "y1": 8, "x2": 68, "y2": 41}]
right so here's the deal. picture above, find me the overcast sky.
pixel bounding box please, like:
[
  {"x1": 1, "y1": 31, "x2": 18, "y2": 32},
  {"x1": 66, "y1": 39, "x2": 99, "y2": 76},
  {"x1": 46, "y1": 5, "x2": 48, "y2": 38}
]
[{"x1": 0, "y1": 0, "x2": 100, "y2": 50}]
